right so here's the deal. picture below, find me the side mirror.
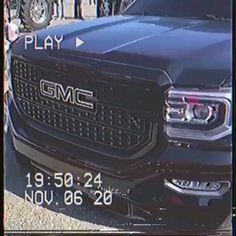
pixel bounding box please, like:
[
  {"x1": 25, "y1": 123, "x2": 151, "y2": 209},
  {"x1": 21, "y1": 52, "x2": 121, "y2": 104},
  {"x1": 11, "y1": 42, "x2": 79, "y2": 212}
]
[{"x1": 6, "y1": 23, "x2": 20, "y2": 43}]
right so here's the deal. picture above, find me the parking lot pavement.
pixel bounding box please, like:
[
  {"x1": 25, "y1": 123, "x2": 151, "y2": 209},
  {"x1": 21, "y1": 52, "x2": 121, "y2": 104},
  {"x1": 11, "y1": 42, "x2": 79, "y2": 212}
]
[{"x1": 4, "y1": 190, "x2": 117, "y2": 231}]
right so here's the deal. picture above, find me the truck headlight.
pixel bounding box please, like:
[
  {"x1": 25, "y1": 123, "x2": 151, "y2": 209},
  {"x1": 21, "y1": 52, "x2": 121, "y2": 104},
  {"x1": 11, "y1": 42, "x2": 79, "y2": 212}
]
[
  {"x1": 192, "y1": 104, "x2": 212, "y2": 120},
  {"x1": 164, "y1": 87, "x2": 231, "y2": 141}
]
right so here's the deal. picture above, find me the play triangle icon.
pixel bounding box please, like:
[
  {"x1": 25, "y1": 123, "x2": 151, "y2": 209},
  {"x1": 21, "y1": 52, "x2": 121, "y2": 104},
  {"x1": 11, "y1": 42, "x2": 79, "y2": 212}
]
[{"x1": 76, "y1": 37, "x2": 84, "y2": 48}]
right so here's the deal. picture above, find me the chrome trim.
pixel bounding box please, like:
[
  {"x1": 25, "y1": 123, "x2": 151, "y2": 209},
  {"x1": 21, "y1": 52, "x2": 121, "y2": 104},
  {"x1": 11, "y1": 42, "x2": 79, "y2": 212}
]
[
  {"x1": 30, "y1": 0, "x2": 48, "y2": 24},
  {"x1": 165, "y1": 87, "x2": 232, "y2": 141},
  {"x1": 167, "y1": 87, "x2": 231, "y2": 100},
  {"x1": 39, "y1": 79, "x2": 95, "y2": 110},
  {"x1": 164, "y1": 179, "x2": 231, "y2": 197}
]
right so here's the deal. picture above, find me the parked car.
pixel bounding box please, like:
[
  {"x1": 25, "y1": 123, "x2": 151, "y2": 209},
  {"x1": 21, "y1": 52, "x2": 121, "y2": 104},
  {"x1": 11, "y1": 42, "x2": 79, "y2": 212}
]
[
  {"x1": 7, "y1": 0, "x2": 53, "y2": 31},
  {"x1": 7, "y1": 0, "x2": 126, "y2": 31},
  {"x1": 5, "y1": 0, "x2": 232, "y2": 232}
]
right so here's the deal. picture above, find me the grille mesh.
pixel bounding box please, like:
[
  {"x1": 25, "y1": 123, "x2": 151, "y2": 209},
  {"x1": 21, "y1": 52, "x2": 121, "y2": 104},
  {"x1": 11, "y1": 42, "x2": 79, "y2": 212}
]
[{"x1": 12, "y1": 58, "x2": 158, "y2": 157}]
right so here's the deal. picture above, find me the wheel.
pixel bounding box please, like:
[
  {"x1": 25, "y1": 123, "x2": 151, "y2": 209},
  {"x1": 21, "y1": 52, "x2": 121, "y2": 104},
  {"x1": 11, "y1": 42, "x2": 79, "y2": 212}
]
[
  {"x1": 19, "y1": 0, "x2": 53, "y2": 31},
  {"x1": 99, "y1": 0, "x2": 111, "y2": 17}
]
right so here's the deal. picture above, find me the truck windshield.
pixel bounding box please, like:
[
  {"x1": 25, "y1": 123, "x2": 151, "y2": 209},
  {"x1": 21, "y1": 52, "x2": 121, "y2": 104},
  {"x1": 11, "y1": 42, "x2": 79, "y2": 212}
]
[{"x1": 123, "y1": 0, "x2": 231, "y2": 20}]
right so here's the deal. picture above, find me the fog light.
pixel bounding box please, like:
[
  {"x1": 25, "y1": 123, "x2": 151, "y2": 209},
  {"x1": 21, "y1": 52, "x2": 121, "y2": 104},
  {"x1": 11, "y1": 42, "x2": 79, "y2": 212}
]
[
  {"x1": 172, "y1": 179, "x2": 222, "y2": 191},
  {"x1": 164, "y1": 179, "x2": 231, "y2": 198}
]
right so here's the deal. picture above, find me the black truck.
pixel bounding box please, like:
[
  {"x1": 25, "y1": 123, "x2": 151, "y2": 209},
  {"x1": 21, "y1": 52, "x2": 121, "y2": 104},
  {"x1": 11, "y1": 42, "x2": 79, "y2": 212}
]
[{"x1": 5, "y1": 0, "x2": 232, "y2": 232}]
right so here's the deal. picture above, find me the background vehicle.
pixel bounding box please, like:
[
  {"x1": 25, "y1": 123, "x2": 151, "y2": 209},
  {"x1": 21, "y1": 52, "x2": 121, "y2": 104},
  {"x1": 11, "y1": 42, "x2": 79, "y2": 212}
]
[
  {"x1": 8, "y1": 0, "x2": 53, "y2": 31},
  {"x1": 7, "y1": 0, "x2": 126, "y2": 31}
]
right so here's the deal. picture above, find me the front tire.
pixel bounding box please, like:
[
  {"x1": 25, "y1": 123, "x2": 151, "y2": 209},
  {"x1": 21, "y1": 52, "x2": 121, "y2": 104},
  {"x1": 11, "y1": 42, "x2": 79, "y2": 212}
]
[{"x1": 19, "y1": 0, "x2": 53, "y2": 31}]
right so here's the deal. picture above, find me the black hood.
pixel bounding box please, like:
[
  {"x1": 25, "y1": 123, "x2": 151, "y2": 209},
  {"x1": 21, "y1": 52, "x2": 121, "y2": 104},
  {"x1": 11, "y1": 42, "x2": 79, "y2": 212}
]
[{"x1": 13, "y1": 15, "x2": 232, "y2": 88}]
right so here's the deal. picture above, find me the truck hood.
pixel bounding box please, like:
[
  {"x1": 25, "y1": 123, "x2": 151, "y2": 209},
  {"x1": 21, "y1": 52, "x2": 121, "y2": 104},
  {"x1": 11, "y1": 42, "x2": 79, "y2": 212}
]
[{"x1": 14, "y1": 16, "x2": 232, "y2": 88}]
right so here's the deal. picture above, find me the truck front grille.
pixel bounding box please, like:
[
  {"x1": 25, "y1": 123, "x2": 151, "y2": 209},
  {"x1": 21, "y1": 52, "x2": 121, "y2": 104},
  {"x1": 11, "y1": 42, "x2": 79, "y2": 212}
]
[{"x1": 12, "y1": 58, "x2": 160, "y2": 158}]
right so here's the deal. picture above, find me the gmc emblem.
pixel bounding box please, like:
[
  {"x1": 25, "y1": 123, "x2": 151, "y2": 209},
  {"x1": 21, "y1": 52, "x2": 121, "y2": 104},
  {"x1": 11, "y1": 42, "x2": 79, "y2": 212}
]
[{"x1": 39, "y1": 79, "x2": 95, "y2": 110}]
